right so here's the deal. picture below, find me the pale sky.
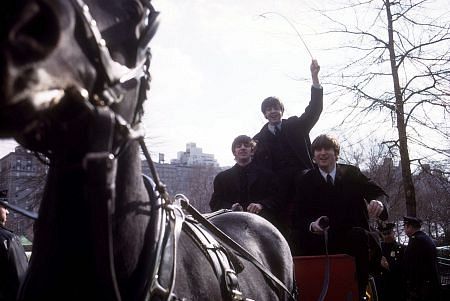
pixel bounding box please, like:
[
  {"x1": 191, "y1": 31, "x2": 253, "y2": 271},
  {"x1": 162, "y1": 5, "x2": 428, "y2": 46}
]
[
  {"x1": 0, "y1": 0, "x2": 447, "y2": 167},
  {"x1": 2, "y1": 0, "x2": 329, "y2": 166}
]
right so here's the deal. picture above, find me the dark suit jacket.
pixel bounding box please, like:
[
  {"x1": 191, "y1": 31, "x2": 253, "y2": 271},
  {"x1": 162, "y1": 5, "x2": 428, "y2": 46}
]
[
  {"x1": 209, "y1": 161, "x2": 280, "y2": 222},
  {"x1": 253, "y1": 86, "x2": 323, "y2": 171},
  {"x1": 0, "y1": 225, "x2": 28, "y2": 301},
  {"x1": 403, "y1": 230, "x2": 441, "y2": 300},
  {"x1": 292, "y1": 164, "x2": 387, "y2": 255}
]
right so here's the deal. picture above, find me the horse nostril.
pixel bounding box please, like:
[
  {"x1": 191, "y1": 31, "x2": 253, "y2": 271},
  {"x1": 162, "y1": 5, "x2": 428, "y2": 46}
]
[{"x1": 9, "y1": 1, "x2": 60, "y2": 64}]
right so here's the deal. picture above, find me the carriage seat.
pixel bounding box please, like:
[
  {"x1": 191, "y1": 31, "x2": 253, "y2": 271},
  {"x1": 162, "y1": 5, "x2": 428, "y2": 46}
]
[{"x1": 293, "y1": 254, "x2": 359, "y2": 301}]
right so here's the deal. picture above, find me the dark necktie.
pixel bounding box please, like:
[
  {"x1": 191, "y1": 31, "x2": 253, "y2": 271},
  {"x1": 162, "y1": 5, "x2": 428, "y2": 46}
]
[
  {"x1": 274, "y1": 126, "x2": 281, "y2": 136},
  {"x1": 326, "y1": 174, "x2": 333, "y2": 186}
]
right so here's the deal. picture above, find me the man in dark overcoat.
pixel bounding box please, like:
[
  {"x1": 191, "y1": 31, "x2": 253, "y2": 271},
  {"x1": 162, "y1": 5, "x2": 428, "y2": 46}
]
[
  {"x1": 403, "y1": 216, "x2": 441, "y2": 301},
  {"x1": 253, "y1": 59, "x2": 323, "y2": 239},
  {"x1": 0, "y1": 201, "x2": 28, "y2": 301},
  {"x1": 375, "y1": 222, "x2": 406, "y2": 301},
  {"x1": 209, "y1": 135, "x2": 280, "y2": 226},
  {"x1": 291, "y1": 134, "x2": 388, "y2": 300}
]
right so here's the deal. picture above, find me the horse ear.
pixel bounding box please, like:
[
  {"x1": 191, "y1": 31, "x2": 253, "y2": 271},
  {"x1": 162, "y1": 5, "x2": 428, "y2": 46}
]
[{"x1": 135, "y1": 1, "x2": 159, "y2": 62}]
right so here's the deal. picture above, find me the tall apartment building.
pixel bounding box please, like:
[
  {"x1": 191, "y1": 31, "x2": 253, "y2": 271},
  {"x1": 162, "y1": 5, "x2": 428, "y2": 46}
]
[
  {"x1": 0, "y1": 142, "x2": 222, "y2": 239},
  {"x1": 142, "y1": 161, "x2": 222, "y2": 213},
  {"x1": 171, "y1": 143, "x2": 219, "y2": 167},
  {"x1": 0, "y1": 146, "x2": 47, "y2": 238}
]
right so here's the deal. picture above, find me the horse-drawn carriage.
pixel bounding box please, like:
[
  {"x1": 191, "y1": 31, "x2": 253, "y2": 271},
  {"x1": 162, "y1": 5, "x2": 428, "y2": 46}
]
[{"x1": 0, "y1": 0, "x2": 373, "y2": 300}]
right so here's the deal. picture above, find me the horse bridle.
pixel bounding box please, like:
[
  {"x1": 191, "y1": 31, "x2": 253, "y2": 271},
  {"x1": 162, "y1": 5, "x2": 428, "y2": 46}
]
[
  {"x1": 0, "y1": 0, "x2": 160, "y2": 234},
  {"x1": 68, "y1": 1, "x2": 177, "y2": 301}
]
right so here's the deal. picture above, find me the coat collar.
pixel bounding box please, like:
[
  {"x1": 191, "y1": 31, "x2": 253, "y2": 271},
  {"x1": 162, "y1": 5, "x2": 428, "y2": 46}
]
[{"x1": 232, "y1": 161, "x2": 259, "y2": 187}]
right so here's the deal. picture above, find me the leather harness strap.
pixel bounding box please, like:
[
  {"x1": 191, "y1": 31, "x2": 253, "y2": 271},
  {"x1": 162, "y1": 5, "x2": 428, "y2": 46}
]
[
  {"x1": 183, "y1": 218, "x2": 250, "y2": 301},
  {"x1": 176, "y1": 194, "x2": 296, "y2": 301},
  {"x1": 147, "y1": 203, "x2": 186, "y2": 301},
  {"x1": 83, "y1": 107, "x2": 122, "y2": 301}
]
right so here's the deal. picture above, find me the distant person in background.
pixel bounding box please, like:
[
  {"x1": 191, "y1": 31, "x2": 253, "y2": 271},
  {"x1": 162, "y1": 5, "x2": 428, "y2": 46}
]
[
  {"x1": 375, "y1": 222, "x2": 405, "y2": 301},
  {"x1": 0, "y1": 201, "x2": 28, "y2": 301},
  {"x1": 252, "y1": 59, "x2": 322, "y2": 240},
  {"x1": 209, "y1": 135, "x2": 281, "y2": 227},
  {"x1": 292, "y1": 134, "x2": 388, "y2": 301},
  {"x1": 402, "y1": 216, "x2": 441, "y2": 301}
]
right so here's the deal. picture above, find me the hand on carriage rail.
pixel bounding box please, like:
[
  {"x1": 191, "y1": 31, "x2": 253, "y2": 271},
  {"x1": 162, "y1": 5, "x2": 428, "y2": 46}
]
[
  {"x1": 310, "y1": 216, "x2": 329, "y2": 234},
  {"x1": 367, "y1": 199, "x2": 384, "y2": 219}
]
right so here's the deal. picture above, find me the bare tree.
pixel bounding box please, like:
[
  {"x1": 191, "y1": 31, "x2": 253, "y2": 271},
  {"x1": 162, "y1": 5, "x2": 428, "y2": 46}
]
[
  {"x1": 341, "y1": 139, "x2": 405, "y2": 219},
  {"x1": 342, "y1": 138, "x2": 450, "y2": 242},
  {"x1": 414, "y1": 164, "x2": 450, "y2": 243},
  {"x1": 183, "y1": 165, "x2": 219, "y2": 213},
  {"x1": 314, "y1": 0, "x2": 450, "y2": 216}
]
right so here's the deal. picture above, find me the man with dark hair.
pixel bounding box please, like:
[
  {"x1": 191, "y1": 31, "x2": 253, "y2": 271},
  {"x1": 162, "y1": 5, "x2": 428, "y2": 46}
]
[
  {"x1": 209, "y1": 135, "x2": 280, "y2": 226},
  {"x1": 0, "y1": 201, "x2": 28, "y2": 301},
  {"x1": 292, "y1": 134, "x2": 388, "y2": 300},
  {"x1": 403, "y1": 216, "x2": 441, "y2": 301},
  {"x1": 253, "y1": 59, "x2": 323, "y2": 238},
  {"x1": 375, "y1": 222, "x2": 405, "y2": 301}
]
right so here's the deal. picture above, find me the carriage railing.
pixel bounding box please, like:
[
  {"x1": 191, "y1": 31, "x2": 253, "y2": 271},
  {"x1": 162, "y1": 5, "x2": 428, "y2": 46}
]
[{"x1": 438, "y1": 256, "x2": 450, "y2": 286}]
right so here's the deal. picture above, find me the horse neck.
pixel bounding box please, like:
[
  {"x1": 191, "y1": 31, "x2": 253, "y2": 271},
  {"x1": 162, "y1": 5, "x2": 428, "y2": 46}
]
[{"x1": 28, "y1": 140, "x2": 151, "y2": 299}]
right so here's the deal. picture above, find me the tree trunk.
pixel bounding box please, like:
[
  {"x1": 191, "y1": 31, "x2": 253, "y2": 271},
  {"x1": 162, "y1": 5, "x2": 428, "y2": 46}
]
[{"x1": 385, "y1": 0, "x2": 417, "y2": 216}]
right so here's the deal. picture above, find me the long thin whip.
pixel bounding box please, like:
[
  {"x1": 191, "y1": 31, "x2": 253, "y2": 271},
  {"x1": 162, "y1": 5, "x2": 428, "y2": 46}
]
[{"x1": 259, "y1": 11, "x2": 314, "y2": 59}]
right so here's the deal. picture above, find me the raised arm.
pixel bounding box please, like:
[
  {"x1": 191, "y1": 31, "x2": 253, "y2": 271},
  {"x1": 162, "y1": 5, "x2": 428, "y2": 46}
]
[{"x1": 311, "y1": 59, "x2": 320, "y2": 87}]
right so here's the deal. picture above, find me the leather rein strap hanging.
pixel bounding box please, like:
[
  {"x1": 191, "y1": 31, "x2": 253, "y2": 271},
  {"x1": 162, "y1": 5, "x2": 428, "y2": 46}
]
[
  {"x1": 83, "y1": 107, "x2": 122, "y2": 300},
  {"x1": 68, "y1": 1, "x2": 158, "y2": 300},
  {"x1": 176, "y1": 194, "x2": 297, "y2": 301},
  {"x1": 183, "y1": 217, "x2": 250, "y2": 301}
]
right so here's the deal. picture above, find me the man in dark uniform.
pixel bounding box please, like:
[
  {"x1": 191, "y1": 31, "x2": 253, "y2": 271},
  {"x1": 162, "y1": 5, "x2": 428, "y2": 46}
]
[
  {"x1": 0, "y1": 201, "x2": 28, "y2": 301},
  {"x1": 292, "y1": 134, "x2": 388, "y2": 300},
  {"x1": 253, "y1": 59, "x2": 322, "y2": 239},
  {"x1": 209, "y1": 135, "x2": 280, "y2": 226},
  {"x1": 403, "y1": 216, "x2": 441, "y2": 301},
  {"x1": 375, "y1": 222, "x2": 405, "y2": 301}
]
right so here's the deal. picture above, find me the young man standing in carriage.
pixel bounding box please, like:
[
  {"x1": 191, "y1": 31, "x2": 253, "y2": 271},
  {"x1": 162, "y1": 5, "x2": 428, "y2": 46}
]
[
  {"x1": 209, "y1": 135, "x2": 281, "y2": 227},
  {"x1": 291, "y1": 134, "x2": 388, "y2": 301},
  {"x1": 0, "y1": 201, "x2": 28, "y2": 301},
  {"x1": 252, "y1": 59, "x2": 322, "y2": 241}
]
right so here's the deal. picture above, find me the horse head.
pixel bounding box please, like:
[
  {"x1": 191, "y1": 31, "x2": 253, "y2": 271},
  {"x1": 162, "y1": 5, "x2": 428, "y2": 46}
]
[
  {"x1": 1, "y1": 1, "x2": 160, "y2": 300},
  {"x1": 0, "y1": 0, "x2": 158, "y2": 157}
]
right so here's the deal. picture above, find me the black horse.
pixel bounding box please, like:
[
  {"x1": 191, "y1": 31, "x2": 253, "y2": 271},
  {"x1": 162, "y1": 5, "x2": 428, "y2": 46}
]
[{"x1": 0, "y1": 0, "x2": 295, "y2": 300}]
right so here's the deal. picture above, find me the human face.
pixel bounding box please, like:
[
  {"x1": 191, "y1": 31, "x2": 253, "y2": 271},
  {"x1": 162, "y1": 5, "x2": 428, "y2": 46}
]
[
  {"x1": 0, "y1": 206, "x2": 8, "y2": 226},
  {"x1": 264, "y1": 105, "x2": 283, "y2": 125},
  {"x1": 404, "y1": 223, "x2": 417, "y2": 237},
  {"x1": 382, "y1": 230, "x2": 395, "y2": 243},
  {"x1": 313, "y1": 147, "x2": 338, "y2": 173},
  {"x1": 233, "y1": 142, "x2": 253, "y2": 165}
]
